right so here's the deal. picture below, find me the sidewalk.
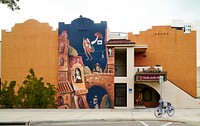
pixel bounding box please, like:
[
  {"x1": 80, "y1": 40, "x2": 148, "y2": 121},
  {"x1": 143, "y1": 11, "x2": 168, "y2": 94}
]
[{"x1": 0, "y1": 108, "x2": 200, "y2": 125}]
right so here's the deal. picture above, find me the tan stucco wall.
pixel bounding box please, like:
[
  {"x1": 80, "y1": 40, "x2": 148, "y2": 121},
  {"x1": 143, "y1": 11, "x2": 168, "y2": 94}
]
[
  {"x1": 128, "y1": 26, "x2": 197, "y2": 97},
  {"x1": 162, "y1": 81, "x2": 200, "y2": 108},
  {"x1": 114, "y1": 46, "x2": 135, "y2": 108},
  {"x1": 198, "y1": 88, "x2": 200, "y2": 97},
  {"x1": 198, "y1": 67, "x2": 200, "y2": 97},
  {"x1": 1, "y1": 19, "x2": 58, "y2": 87},
  {"x1": 139, "y1": 81, "x2": 200, "y2": 108},
  {"x1": 0, "y1": 42, "x2": 1, "y2": 79}
]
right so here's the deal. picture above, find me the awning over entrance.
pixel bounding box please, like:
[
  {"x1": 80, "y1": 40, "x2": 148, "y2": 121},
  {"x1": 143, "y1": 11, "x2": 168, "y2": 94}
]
[
  {"x1": 134, "y1": 44, "x2": 148, "y2": 53},
  {"x1": 106, "y1": 39, "x2": 135, "y2": 47},
  {"x1": 135, "y1": 66, "x2": 167, "y2": 83}
]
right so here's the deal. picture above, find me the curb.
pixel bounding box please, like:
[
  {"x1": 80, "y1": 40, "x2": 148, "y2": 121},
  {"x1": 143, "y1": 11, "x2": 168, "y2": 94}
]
[{"x1": 25, "y1": 118, "x2": 199, "y2": 125}]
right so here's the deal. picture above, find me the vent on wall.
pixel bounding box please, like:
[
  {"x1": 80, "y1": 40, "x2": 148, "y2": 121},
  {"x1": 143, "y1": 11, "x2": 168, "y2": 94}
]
[{"x1": 154, "y1": 33, "x2": 169, "y2": 35}]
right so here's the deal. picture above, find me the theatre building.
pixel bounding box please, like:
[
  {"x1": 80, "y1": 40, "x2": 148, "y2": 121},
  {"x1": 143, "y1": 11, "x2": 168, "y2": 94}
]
[{"x1": 1, "y1": 16, "x2": 200, "y2": 109}]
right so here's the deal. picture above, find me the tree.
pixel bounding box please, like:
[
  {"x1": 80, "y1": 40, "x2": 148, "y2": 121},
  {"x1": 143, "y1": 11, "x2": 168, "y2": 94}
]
[
  {"x1": 0, "y1": 81, "x2": 17, "y2": 108},
  {"x1": 0, "y1": 0, "x2": 20, "y2": 11},
  {"x1": 0, "y1": 68, "x2": 57, "y2": 108},
  {"x1": 17, "y1": 68, "x2": 57, "y2": 108}
]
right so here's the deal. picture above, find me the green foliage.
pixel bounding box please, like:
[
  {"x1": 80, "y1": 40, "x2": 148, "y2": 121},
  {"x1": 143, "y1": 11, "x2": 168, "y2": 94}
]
[
  {"x1": 0, "y1": 0, "x2": 20, "y2": 11},
  {"x1": 84, "y1": 66, "x2": 91, "y2": 75},
  {"x1": 0, "y1": 68, "x2": 57, "y2": 108},
  {"x1": 100, "y1": 94, "x2": 110, "y2": 108},
  {"x1": 68, "y1": 45, "x2": 78, "y2": 56},
  {"x1": 0, "y1": 81, "x2": 17, "y2": 108},
  {"x1": 17, "y1": 68, "x2": 57, "y2": 108}
]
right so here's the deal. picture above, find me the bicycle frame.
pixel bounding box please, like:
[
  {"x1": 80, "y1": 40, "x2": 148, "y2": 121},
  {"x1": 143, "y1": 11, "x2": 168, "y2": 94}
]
[{"x1": 154, "y1": 99, "x2": 175, "y2": 118}]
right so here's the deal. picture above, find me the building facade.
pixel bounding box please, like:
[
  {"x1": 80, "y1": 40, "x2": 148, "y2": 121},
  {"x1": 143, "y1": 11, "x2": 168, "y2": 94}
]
[
  {"x1": 57, "y1": 16, "x2": 115, "y2": 109},
  {"x1": 1, "y1": 19, "x2": 58, "y2": 88},
  {"x1": 1, "y1": 17, "x2": 200, "y2": 109},
  {"x1": 128, "y1": 25, "x2": 197, "y2": 97},
  {"x1": 170, "y1": 20, "x2": 200, "y2": 97},
  {"x1": 128, "y1": 26, "x2": 200, "y2": 108}
]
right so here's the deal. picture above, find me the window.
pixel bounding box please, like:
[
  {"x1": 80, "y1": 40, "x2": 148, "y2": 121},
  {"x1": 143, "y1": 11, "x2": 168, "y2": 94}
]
[{"x1": 115, "y1": 49, "x2": 127, "y2": 77}]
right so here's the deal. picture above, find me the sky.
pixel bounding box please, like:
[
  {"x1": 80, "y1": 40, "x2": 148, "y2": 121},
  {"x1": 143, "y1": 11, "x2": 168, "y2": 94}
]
[
  {"x1": 0, "y1": 0, "x2": 200, "y2": 66},
  {"x1": 0, "y1": 0, "x2": 200, "y2": 64},
  {"x1": 1, "y1": 0, "x2": 200, "y2": 34}
]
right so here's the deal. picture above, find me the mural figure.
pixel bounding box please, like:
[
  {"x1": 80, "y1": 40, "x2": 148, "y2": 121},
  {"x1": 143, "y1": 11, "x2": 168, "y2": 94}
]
[
  {"x1": 83, "y1": 32, "x2": 103, "y2": 61},
  {"x1": 102, "y1": 52, "x2": 105, "y2": 59},
  {"x1": 93, "y1": 95, "x2": 99, "y2": 109},
  {"x1": 58, "y1": 96, "x2": 64, "y2": 106},
  {"x1": 59, "y1": 57, "x2": 64, "y2": 66},
  {"x1": 70, "y1": 57, "x2": 89, "y2": 109},
  {"x1": 59, "y1": 43, "x2": 65, "y2": 53},
  {"x1": 108, "y1": 47, "x2": 112, "y2": 57},
  {"x1": 83, "y1": 38, "x2": 94, "y2": 60},
  {"x1": 92, "y1": 63, "x2": 102, "y2": 73},
  {"x1": 74, "y1": 67, "x2": 83, "y2": 83},
  {"x1": 59, "y1": 30, "x2": 68, "y2": 40},
  {"x1": 135, "y1": 88, "x2": 143, "y2": 105},
  {"x1": 78, "y1": 96, "x2": 85, "y2": 109}
]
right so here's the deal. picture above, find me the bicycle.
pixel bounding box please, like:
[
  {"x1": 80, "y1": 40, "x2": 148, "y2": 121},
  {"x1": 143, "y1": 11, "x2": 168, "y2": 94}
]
[{"x1": 154, "y1": 99, "x2": 175, "y2": 118}]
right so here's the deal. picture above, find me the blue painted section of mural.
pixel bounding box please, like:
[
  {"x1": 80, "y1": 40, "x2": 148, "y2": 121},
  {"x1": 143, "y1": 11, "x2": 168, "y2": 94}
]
[
  {"x1": 59, "y1": 17, "x2": 107, "y2": 71},
  {"x1": 86, "y1": 86, "x2": 108, "y2": 108}
]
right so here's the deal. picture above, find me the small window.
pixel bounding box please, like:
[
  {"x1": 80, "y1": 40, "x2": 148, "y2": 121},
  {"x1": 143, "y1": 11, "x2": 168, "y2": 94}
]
[
  {"x1": 58, "y1": 96, "x2": 64, "y2": 106},
  {"x1": 59, "y1": 57, "x2": 64, "y2": 66},
  {"x1": 59, "y1": 43, "x2": 65, "y2": 53}
]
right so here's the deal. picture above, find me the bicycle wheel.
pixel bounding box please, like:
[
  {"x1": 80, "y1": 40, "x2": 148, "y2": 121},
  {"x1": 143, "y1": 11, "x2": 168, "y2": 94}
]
[
  {"x1": 154, "y1": 107, "x2": 162, "y2": 118},
  {"x1": 167, "y1": 106, "x2": 175, "y2": 117}
]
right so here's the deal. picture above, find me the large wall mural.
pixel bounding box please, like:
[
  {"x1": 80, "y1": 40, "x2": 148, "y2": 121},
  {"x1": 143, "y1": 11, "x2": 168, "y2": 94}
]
[
  {"x1": 58, "y1": 16, "x2": 114, "y2": 109},
  {"x1": 59, "y1": 16, "x2": 107, "y2": 71}
]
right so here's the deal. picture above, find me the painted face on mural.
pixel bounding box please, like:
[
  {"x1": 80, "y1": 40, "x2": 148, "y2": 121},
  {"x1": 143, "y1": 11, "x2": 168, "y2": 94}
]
[
  {"x1": 59, "y1": 57, "x2": 64, "y2": 66},
  {"x1": 92, "y1": 63, "x2": 102, "y2": 73},
  {"x1": 74, "y1": 68, "x2": 82, "y2": 83},
  {"x1": 59, "y1": 43, "x2": 65, "y2": 53},
  {"x1": 108, "y1": 48, "x2": 112, "y2": 57}
]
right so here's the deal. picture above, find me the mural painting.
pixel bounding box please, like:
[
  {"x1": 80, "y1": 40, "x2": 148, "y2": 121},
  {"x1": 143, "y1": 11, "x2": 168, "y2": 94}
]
[
  {"x1": 86, "y1": 86, "x2": 110, "y2": 109},
  {"x1": 58, "y1": 17, "x2": 114, "y2": 109}
]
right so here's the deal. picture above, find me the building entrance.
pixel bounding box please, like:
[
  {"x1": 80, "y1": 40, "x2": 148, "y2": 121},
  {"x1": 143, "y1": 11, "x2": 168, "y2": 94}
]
[
  {"x1": 114, "y1": 83, "x2": 127, "y2": 107},
  {"x1": 134, "y1": 84, "x2": 159, "y2": 107}
]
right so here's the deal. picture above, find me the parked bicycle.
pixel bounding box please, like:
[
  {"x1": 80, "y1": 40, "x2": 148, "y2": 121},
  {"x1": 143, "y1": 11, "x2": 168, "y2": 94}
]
[{"x1": 154, "y1": 99, "x2": 175, "y2": 118}]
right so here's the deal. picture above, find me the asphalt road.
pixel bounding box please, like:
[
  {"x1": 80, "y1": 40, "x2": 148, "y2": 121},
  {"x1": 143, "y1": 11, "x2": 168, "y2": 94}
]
[{"x1": 40, "y1": 121, "x2": 199, "y2": 126}]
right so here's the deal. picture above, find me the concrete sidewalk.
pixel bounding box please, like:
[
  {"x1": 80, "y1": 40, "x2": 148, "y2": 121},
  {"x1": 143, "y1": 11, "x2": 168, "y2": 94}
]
[{"x1": 0, "y1": 108, "x2": 200, "y2": 125}]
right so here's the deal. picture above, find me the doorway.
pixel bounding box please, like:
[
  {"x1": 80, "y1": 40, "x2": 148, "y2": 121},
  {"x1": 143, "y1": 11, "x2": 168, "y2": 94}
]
[
  {"x1": 114, "y1": 49, "x2": 127, "y2": 77},
  {"x1": 134, "y1": 84, "x2": 160, "y2": 107},
  {"x1": 114, "y1": 83, "x2": 127, "y2": 107}
]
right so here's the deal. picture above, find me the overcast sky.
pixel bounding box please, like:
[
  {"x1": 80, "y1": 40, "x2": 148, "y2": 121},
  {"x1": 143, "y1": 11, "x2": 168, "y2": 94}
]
[
  {"x1": 0, "y1": 0, "x2": 200, "y2": 40},
  {"x1": 1, "y1": 0, "x2": 200, "y2": 34}
]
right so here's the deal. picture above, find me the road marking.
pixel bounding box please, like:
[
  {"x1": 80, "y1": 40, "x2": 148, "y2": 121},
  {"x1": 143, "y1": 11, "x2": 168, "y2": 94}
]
[
  {"x1": 161, "y1": 122, "x2": 172, "y2": 126},
  {"x1": 140, "y1": 121, "x2": 149, "y2": 126}
]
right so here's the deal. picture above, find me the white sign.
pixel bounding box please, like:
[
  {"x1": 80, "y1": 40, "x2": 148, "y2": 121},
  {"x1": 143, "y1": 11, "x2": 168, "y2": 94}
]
[
  {"x1": 159, "y1": 76, "x2": 163, "y2": 84},
  {"x1": 97, "y1": 40, "x2": 102, "y2": 45},
  {"x1": 184, "y1": 25, "x2": 191, "y2": 33}
]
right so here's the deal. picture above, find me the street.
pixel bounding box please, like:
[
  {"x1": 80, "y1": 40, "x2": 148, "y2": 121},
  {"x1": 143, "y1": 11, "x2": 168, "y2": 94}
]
[
  {"x1": 43, "y1": 121, "x2": 199, "y2": 126},
  {"x1": 1, "y1": 109, "x2": 200, "y2": 126}
]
